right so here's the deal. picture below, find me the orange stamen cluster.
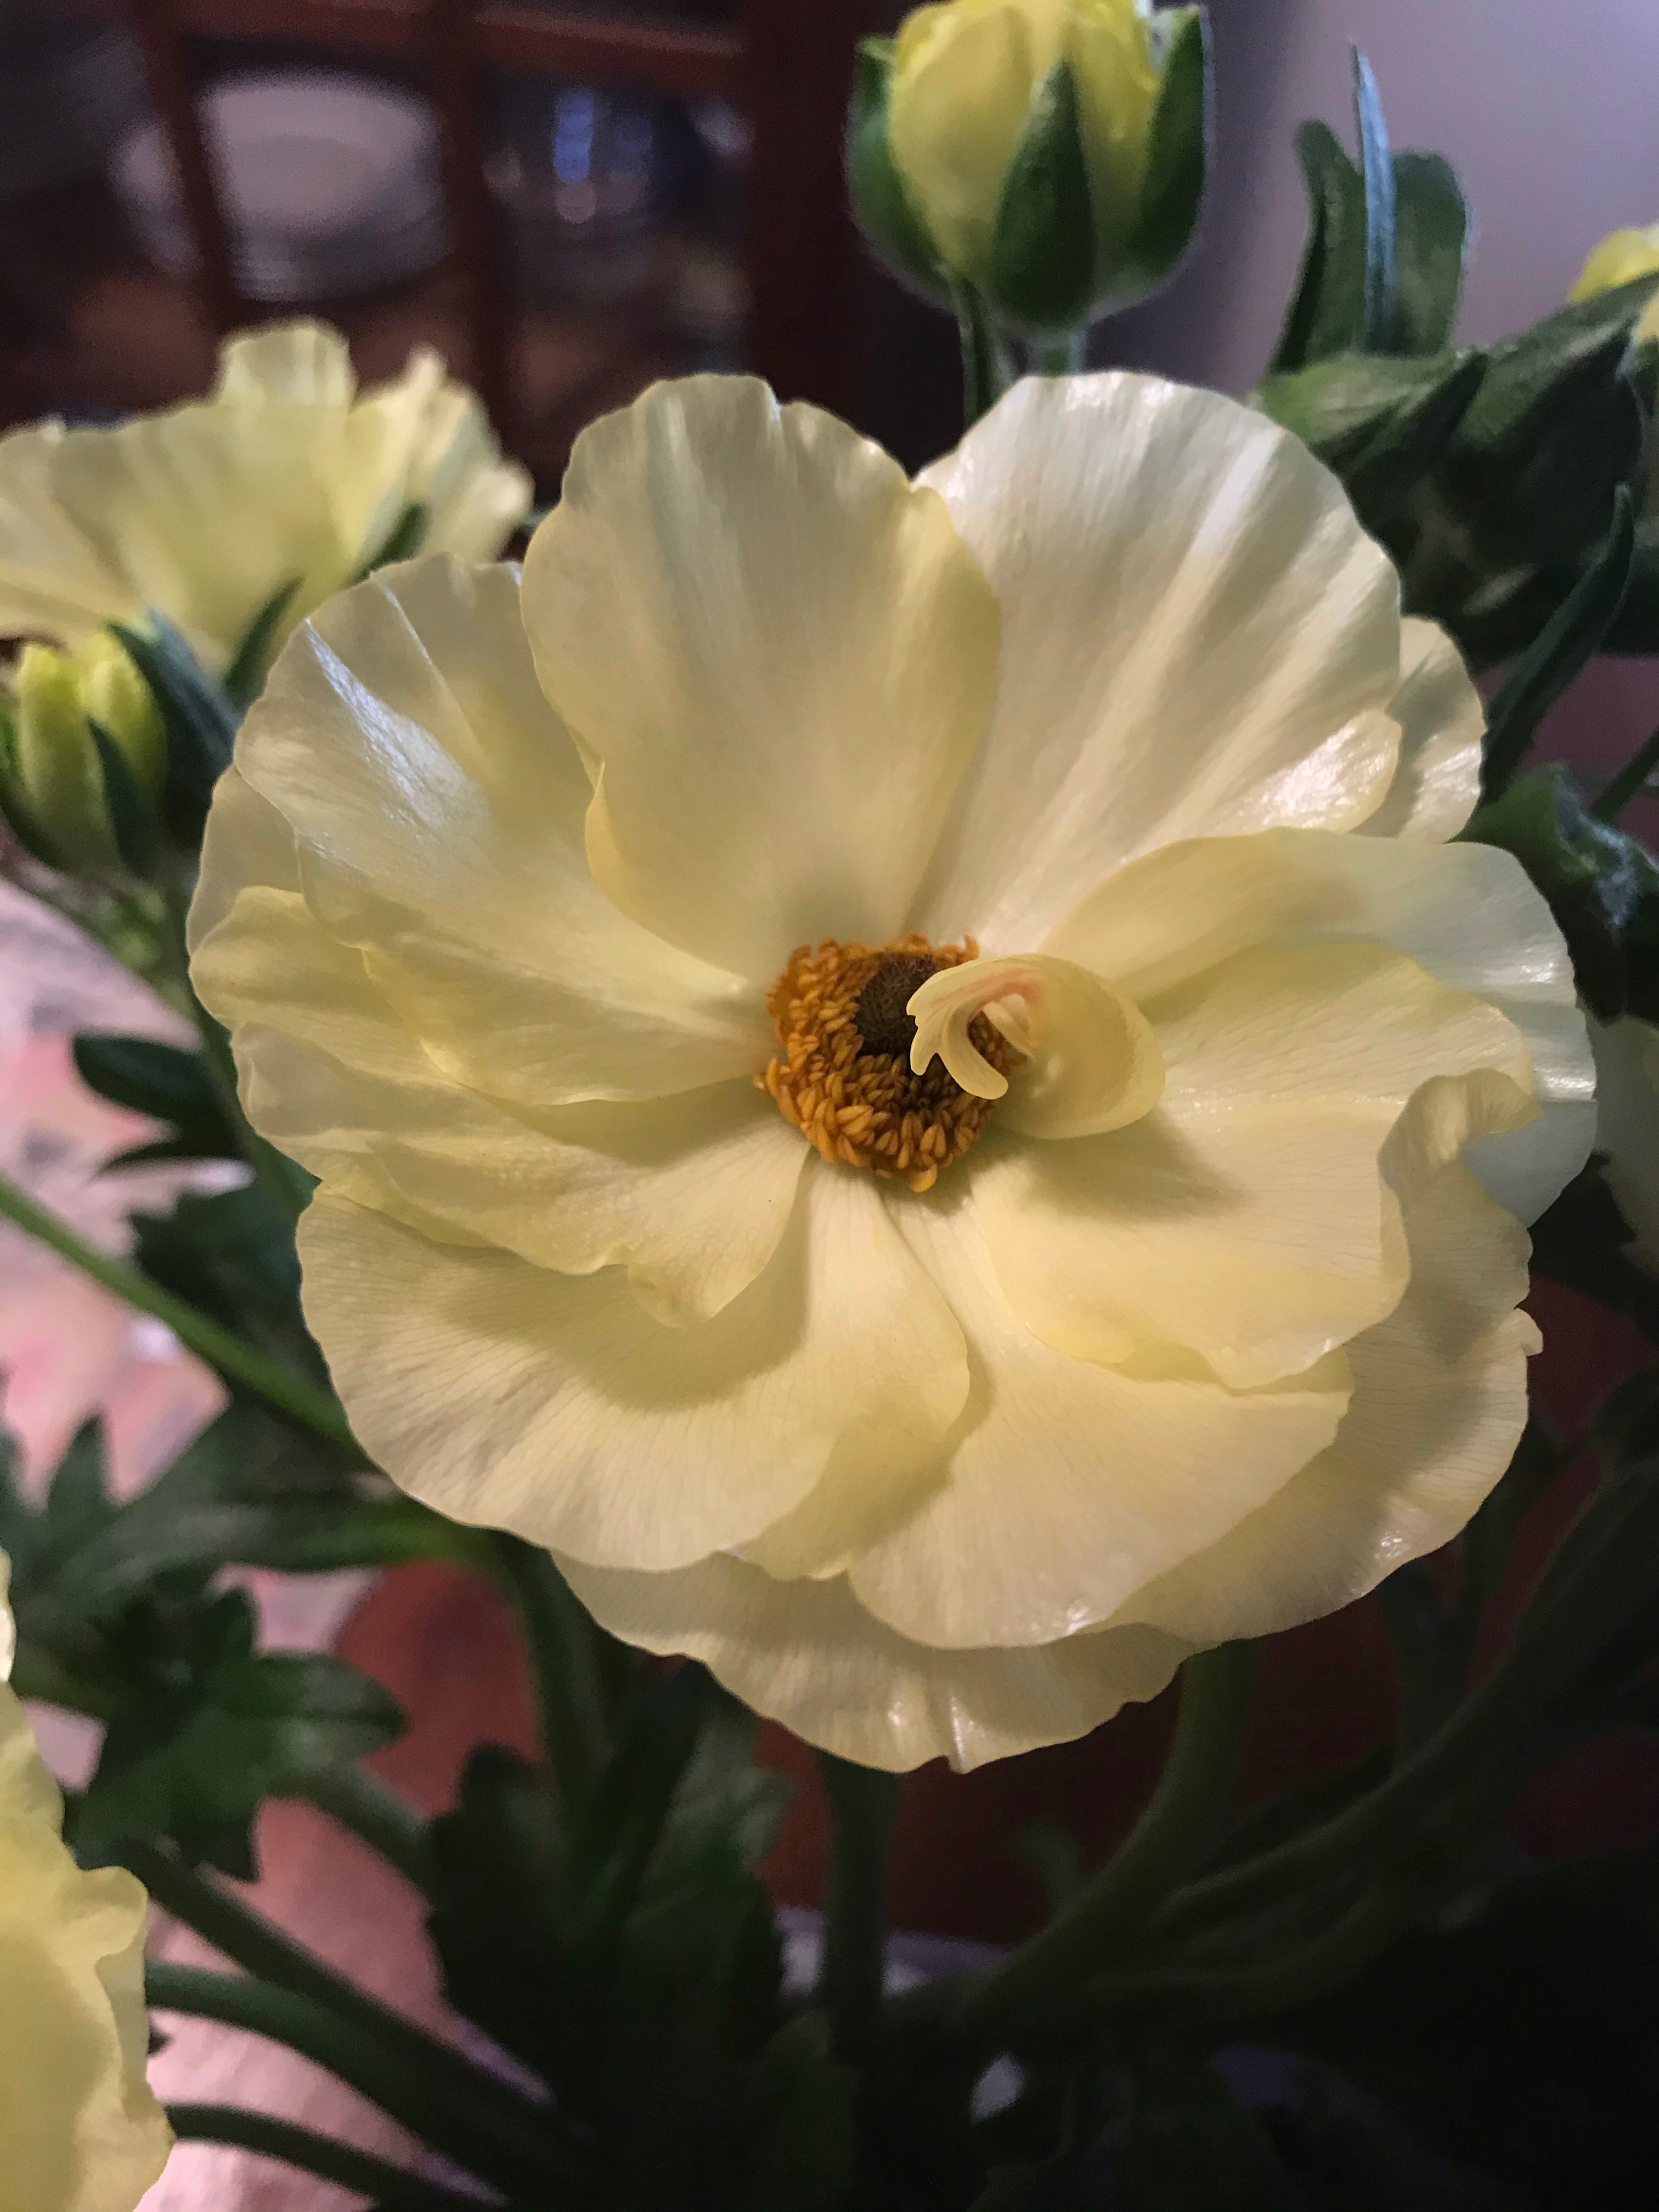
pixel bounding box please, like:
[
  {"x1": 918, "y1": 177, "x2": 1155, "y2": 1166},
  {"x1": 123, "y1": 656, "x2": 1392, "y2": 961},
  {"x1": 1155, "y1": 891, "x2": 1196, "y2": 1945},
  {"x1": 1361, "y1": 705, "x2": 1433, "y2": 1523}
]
[{"x1": 760, "y1": 933, "x2": 1015, "y2": 1192}]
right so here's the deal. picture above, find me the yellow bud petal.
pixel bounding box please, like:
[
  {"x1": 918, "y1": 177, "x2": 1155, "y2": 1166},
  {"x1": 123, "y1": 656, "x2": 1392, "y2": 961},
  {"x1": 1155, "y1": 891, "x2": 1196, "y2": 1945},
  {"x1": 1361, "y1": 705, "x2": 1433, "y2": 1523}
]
[
  {"x1": 77, "y1": 632, "x2": 166, "y2": 793},
  {"x1": 10, "y1": 634, "x2": 162, "y2": 872}
]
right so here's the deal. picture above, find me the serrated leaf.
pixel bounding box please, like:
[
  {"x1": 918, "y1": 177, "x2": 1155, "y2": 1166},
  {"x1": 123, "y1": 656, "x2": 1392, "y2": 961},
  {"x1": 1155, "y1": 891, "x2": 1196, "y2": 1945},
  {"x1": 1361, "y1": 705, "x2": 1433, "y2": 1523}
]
[
  {"x1": 845, "y1": 37, "x2": 951, "y2": 305},
  {"x1": 988, "y1": 63, "x2": 1096, "y2": 332}
]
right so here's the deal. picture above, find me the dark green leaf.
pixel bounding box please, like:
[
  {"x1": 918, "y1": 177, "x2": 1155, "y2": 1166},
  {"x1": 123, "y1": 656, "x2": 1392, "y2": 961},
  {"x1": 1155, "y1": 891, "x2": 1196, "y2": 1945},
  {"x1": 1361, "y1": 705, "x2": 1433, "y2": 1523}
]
[
  {"x1": 1531, "y1": 1158, "x2": 1659, "y2": 1338},
  {"x1": 221, "y1": 578, "x2": 300, "y2": 711},
  {"x1": 112, "y1": 614, "x2": 239, "y2": 836},
  {"x1": 1110, "y1": 2046, "x2": 1311, "y2": 2210},
  {"x1": 1480, "y1": 488, "x2": 1637, "y2": 795},
  {"x1": 1392, "y1": 152, "x2": 1468, "y2": 354},
  {"x1": 74, "y1": 1032, "x2": 237, "y2": 1163},
  {"x1": 988, "y1": 63, "x2": 1096, "y2": 332},
  {"x1": 1374, "y1": 1562, "x2": 1454, "y2": 1748},
  {"x1": 80, "y1": 1589, "x2": 404, "y2": 1874},
  {"x1": 1115, "y1": 8, "x2": 1210, "y2": 304},
  {"x1": 43, "y1": 1420, "x2": 115, "y2": 1558},
  {"x1": 1258, "y1": 349, "x2": 1486, "y2": 534},
  {"x1": 844, "y1": 37, "x2": 951, "y2": 306},
  {"x1": 1351, "y1": 52, "x2": 1398, "y2": 353},
  {"x1": 1604, "y1": 513, "x2": 1659, "y2": 654},
  {"x1": 1270, "y1": 122, "x2": 1367, "y2": 372},
  {"x1": 1458, "y1": 274, "x2": 1659, "y2": 450},
  {"x1": 131, "y1": 1182, "x2": 315, "y2": 1369}
]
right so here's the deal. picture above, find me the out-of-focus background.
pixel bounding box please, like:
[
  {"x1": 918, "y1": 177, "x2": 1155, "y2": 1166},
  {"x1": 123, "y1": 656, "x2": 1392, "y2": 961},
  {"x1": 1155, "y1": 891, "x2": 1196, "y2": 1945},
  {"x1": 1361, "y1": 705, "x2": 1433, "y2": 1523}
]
[{"x1": 3, "y1": 5, "x2": 1659, "y2": 2204}]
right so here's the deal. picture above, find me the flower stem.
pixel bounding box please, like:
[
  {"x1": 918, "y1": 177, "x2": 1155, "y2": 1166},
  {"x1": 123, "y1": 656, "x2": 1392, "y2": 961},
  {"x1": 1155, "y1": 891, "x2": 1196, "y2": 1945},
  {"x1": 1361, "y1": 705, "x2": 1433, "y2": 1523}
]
[
  {"x1": 1592, "y1": 716, "x2": 1659, "y2": 820},
  {"x1": 493, "y1": 1531, "x2": 634, "y2": 1794},
  {"x1": 292, "y1": 1764, "x2": 434, "y2": 1893},
  {"x1": 145, "y1": 1960, "x2": 571, "y2": 2197},
  {"x1": 816, "y1": 1752, "x2": 901, "y2": 2062},
  {"x1": 955, "y1": 1642, "x2": 1257, "y2": 2049},
  {"x1": 953, "y1": 284, "x2": 1016, "y2": 430},
  {"x1": 1034, "y1": 330, "x2": 1088, "y2": 374},
  {"x1": 0, "y1": 1166, "x2": 356, "y2": 1456},
  {"x1": 164, "y1": 2104, "x2": 490, "y2": 2212},
  {"x1": 1120, "y1": 1883, "x2": 1406, "y2": 2027}
]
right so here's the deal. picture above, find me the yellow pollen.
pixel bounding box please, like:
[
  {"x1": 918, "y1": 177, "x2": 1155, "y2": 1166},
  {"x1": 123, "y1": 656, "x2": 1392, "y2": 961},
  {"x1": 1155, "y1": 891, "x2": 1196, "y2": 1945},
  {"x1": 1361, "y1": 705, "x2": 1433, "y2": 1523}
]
[{"x1": 759, "y1": 934, "x2": 1017, "y2": 1192}]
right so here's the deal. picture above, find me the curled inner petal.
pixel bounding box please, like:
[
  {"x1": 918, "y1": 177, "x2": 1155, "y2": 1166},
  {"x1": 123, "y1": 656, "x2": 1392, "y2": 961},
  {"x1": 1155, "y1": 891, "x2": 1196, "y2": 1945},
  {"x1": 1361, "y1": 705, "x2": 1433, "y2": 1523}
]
[
  {"x1": 760, "y1": 933, "x2": 1016, "y2": 1189},
  {"x1": 909, "y1": 952, "x2": 1165, "y2": 1139}
]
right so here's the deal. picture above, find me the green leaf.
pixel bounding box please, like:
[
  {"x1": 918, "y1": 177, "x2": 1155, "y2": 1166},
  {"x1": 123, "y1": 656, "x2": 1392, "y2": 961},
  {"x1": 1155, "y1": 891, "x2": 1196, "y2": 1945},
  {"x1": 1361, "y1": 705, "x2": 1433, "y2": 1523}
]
[
  {"x1": 1258, "y1": 349, "x2": 1486, "y2": 533},
  {"x1": 1458, "y1": 274, "x2": 1659, "y2": 450},
  {"x1": 77, "y1": 1586, "x2": 404, "y2": 1874},
  {"x1": 987, "y1": 63, "x2": 1096, "y2": 332},
  {"x1": 1479, "y1": 487, "x2": 1637, "y2": 795},
  {"x1": 1531, "y1": 1159, "x2": 1659, "y2": 1340},
  {"x1": 221, "y1": 578, "x2": 300, "y2": 712},
  {"x1": 844, "y1": 37, "x2": 951, "y2": 306},
  {"x1": 73, "y1": 1032, "x2": 238, "y2": 1163},
  {"x1": 1392, "y1": 151, "x2": 1468, "y2": 354},
  {"x1": 112, "y1": 614, "x2": 238, "y2": 836},
  {"x1": 1115, "y1": 8, "x2": 1210, "y2": 304},
  {"x1": 131, "y1": 1182, "x2": 315, "y2": 1368},
  {"x1": 1352, "y1": 50, "x2": 1398, "y2": 353},
  {"x1": 1604, "y1": 514, "x2": 1659, "y2": 654},
  {"x1": 1270, "y1": 121, "x2": 1367, "y2": 371}
]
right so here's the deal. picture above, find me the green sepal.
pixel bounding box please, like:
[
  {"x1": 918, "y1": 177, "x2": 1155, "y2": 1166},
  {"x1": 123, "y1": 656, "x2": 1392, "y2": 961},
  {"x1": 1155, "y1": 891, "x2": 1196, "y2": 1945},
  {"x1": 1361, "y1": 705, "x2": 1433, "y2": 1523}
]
[
  {"x1": 844, "y1": 37, "x2": 952, "y2": 307},
  {"x1": 87, "y1": 719, "x2": 165, "y2": 878},
  {"x1": 1392, "y1": 151, "x2": 1468, "y2": 354},
  {"x1": 986, "y1": 62, "x2": 1097, "y2": 334},
  {"x1": 222, "y1": 576, "x2": 299, "y2": 711},
  {"x1": 112, "y1": 613, "x2": 239, "y2": 838},
  {"x1": 1479, "y1": 485, "x2": 1636, "y2": 795},
  {"x1": 1271, "y1": 120, "x2": 1368, "y2": 371},
  {"x1": 353, "y1": 500, "x2": 428, "y2": 583},
  {"x1": 1111, "y1": 7, "x2": 1210, "y2": 308}
]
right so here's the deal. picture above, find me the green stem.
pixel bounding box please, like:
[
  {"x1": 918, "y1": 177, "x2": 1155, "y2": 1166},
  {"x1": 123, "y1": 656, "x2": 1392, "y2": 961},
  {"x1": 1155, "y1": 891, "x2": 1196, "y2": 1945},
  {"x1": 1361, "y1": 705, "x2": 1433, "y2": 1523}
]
[
  {"x1": 956, "y1": 1643, "x2": 1257, "y2": 2048},
  {"x1": 952, "y1": 283, "x2": 1016, "y2": 430},
  {"x1": 1122, "y1": 1885, "x2": 1406, "y2": 2027},
  {"x1": 165, "y1": 2104, "x2": 487, "y2": 2212},
  {"x1": 293, "y1": 1764, "x2": 434, "y2": 1892},
  {"x1": 817, "y1": 1753, "x2": 901, "y2": 2062},
  {"x1": 1034, "y1": 330, "x2": 1087, "y2": 374},
  {"x1": 494, "y1": 1532, "x2": 633, "y2": 1793},
  {"x1": 0, "y1": 1167, "x2": 356, "y2": 1455},
  {"x1": 1593, "y1": 717, "x2": 1659, "y2": 820},
  {"x1": 145, "y1": 1960, "x2": 571, "y2": 2197}
]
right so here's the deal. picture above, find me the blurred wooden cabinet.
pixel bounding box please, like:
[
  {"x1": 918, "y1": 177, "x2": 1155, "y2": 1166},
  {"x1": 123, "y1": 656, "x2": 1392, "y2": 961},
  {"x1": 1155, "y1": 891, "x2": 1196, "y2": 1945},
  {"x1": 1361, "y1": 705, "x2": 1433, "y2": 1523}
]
[{"x1": 2, "y1": 1, "x2": 871, "y2": 484}]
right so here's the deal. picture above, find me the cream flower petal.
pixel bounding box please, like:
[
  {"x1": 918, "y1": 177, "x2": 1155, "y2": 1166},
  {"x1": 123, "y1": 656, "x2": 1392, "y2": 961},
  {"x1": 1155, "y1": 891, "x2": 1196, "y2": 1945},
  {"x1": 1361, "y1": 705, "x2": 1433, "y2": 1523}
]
[
  {"x1": 296, "y1": 1161, "x2": 969, "y2": 1572},
  {"x1": 909, "y1": 952, "x2": 1166, "y2": 1135},
  {"x1": 519, "y1": 375, "x2": 1000, "y2": 982},
  {"x1": 0, "y1": 422, "x2": 148, "y2": 648},
  {"x1": 1356, "y1": 616, "x2": 1485, "y2": 844},
  {"x1": 195, "y1": 874, "x2": 805, "y2": 1323},
  {"x1": 559, "y1": 1550, "x2": 1190, "y2": 1775},
  {"x1": 973, "y1": 939, "x2": 1529, "y2": 1388},
  {"x1": 1119, "y1": 1071, "x2": 1538, "y2": 1644},
  {"x1": 353, "y1": 346, "x2": 533, "y2": 564},
  {"x1": 1, "y1": 1565, "x2": 171, "y2": 2212},
  {"x1": 841, "y1": 1194, "x2": 1350, "y2": 1650},
  {"x1": 205, "y1": 557, "x2": 771, "y2": 1103},
  {"x1": 212, "y1": 320, "x2": 358, "y2": 405},
  {"x1": 909, "y1": 374, "x2": 1404, "y2": 950},
  {"x1": 1044, "y1": 827, "x2": 1595, "y2": 1224}
]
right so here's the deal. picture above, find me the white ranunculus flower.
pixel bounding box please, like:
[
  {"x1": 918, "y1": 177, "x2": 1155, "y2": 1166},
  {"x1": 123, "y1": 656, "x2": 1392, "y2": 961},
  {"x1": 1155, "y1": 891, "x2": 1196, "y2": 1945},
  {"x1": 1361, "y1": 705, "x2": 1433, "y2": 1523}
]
[
  {"x1": 0, "y1": 320, "x2": 531, "y2": 678},
  {"x1": 189, "y1": 371, "x2": 1594, "y2": 1771},
  {"x1": 0, "y1": 1554, "x2": 171, "y2": 2210}
]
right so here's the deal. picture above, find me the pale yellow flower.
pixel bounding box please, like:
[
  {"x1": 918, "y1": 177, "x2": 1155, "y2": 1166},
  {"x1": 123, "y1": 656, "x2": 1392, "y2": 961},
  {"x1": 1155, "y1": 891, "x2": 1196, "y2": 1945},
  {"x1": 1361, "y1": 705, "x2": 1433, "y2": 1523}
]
[
  {"x1": 190, "y1": 372, "x2": 1593, "y2": 1771},
  {"x1": 889, "y1": 0, "x2": 1164, "y2": 286},
  {"x1": 7, "y1": 634, "x2": 165, "y2": 872},
  {"x1": 0, "y1": 320, "x2": 531, "y2": 679},
  {"x1": 0, "y1": 1556, "x2": 170, "y2": 2211},
  {"x1": 1571, "y1": 224, "x2": 1659, "y2": 343},
  {"x1": 1590, "y1": 1015, "x2": 1659, "y2": 1269}
]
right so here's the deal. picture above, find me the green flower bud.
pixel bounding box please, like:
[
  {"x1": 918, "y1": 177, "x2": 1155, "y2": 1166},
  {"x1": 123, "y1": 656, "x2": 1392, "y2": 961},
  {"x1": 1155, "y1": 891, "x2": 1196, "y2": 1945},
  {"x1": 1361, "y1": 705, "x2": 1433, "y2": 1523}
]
[
  {"x1": 852, "y1": 1, "x2": 1209, "y2": 334},
  {"x1": 1, "y1": 633, "x2": 165, "y2": 872}
]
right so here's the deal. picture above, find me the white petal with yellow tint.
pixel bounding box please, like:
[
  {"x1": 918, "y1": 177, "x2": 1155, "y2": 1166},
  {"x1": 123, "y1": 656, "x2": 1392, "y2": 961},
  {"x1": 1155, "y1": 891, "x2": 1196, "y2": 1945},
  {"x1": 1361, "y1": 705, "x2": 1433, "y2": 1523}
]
[
  {"x1": 520, "y1": 376, "x2": 1000, "y2": 982},
  {"x1": 1118, "y1": 1071, "x2": 1537, "y2": 1644},
  {"x1": 560, "y1": 1549, "x2": 1189, "y2": 1774},
  {"x1": 212, "y1": 555, "x2": 770, "y2": 1102},
  {"x1": 0, "y1": 421, "x2": 151, "y2": 648},
  {"x1": 1, "y1": 1561, "x2": 171, "y2": 2212},
  {"x1": 909, "y1": 374, "x2": 1403, "y2": 950},
  {"x1": 973, "y1": 939, "x2": 1528, "y2": 1387},
  {"x1": 1357, "y1": 617, "x2": 1484, "y2": 844},
  {"x1": 888, "y1": 3, "x2": 1046, "y2": 279},
  {"x1": 1045, "y1": 827, "x2": 1594, "y2": 1223},
  {"x1": 840, "y1": 1194, "x2": 1349, "y2": 1650},
  {"x1": 212, "y1": 319, "x2": 358, "y2": 406},
  {"x1": 909, "y1": 952, "x2": 1165, "y2": 1135},
  {"x1": 297, "y1": 1159, "x2": 968, "y2": 1572},
  {"x1": 353, "y1": 346, "x2": 532, "y2": 566},
  {"x1": 195, "y1": 875, "x2": 805, "y2": 1323}
]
